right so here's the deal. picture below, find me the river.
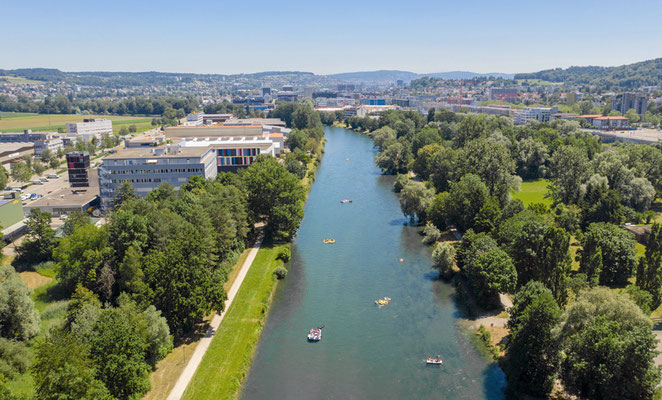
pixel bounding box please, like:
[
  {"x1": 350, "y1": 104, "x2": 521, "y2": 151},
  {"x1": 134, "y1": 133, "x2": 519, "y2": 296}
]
[{"x1": 241, "y1": 126, "x2": 505, "y2": 399}]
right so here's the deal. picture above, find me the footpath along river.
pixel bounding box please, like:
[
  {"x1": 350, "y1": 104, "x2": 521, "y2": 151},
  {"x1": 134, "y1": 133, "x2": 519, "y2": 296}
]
[{"x1": 241, "y1": 126, "x2": 505, "y2": 399}]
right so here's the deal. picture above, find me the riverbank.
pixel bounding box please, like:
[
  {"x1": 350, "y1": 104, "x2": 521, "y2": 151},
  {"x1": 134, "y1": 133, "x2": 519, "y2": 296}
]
[
  {"x1": 170, "y1": 144, "x2": 325, "y2": 400},
  {"x1": 179, "y1": 240, "x2": 287, "y2": 400}
]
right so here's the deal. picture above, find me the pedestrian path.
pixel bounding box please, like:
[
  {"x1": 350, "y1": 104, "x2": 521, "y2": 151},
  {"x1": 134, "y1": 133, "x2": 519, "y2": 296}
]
[{"x1": 166, "y1": 235, "x2": 263, "y2": 400}]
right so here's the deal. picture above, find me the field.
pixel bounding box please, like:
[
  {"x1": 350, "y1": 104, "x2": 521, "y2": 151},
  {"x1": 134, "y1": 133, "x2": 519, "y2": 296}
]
[
  {"x1": 511, "y1": 179, "x2": 552, "y2": 207},
  {"x1": 0, "y1": 112, "x2": 154, "y2": 135},
  {"x1": 181, "y1": 241, "x2": 288, "y2": 400},
  {"x1": 0, "y1": 76, "x2": 42, "y2": 85}
]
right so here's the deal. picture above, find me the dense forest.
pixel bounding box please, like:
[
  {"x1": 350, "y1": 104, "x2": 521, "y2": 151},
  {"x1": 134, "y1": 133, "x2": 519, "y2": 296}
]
[
  {"x1": 515, "y1": 58, "x2": 662, "y2": 89},
  {"x1": 349, "y1": 109, "x2": 662, "y2": 399}
]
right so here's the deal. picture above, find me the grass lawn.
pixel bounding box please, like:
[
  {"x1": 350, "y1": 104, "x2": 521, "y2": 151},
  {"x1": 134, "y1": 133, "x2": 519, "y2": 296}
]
[
  {"x1": 142, "y1": 247, "x2": 252, "y2": 400},
  {"x1": 181, "y1": 241, "x2": 288, "y2": 400},
  {"x1": 0, "y1": 113, "x2": 153, "y2": 133},
  {"x1": 511, "y1": 179, "x2": 552, "y2": 207}
]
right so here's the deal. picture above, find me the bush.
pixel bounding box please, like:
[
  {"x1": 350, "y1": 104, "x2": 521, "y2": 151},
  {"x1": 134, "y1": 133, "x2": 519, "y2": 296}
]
[
  {"x1": 422, "y1": 223, "x2": 441, "y2": 245},
  {"x1": 273, "y1": 266, "x2": 288, "y2": 279},
  {"x1": 432, "y1": 242, "x2": 456, "y2": 279},
  {"x1": 276, "y1": 247, "x2": 291, "y2": 263}
]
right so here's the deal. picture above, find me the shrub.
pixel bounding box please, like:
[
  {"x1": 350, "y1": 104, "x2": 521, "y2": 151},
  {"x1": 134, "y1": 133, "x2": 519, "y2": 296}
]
[
  {"x1": 422, "y1": 223, "x2": 442, "y2": 245},
  {"x1": 273, "y1": 266, "x2": 288, "y2": 280},
  {"x1": 276, "y1": 247, "x2": 291, "y2": 263},
  {"x1": 432, "y1": 242, "x2": 456, "y2": 279}
]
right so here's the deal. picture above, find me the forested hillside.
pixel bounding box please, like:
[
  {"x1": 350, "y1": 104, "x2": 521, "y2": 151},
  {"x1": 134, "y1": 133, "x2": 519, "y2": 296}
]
[{"x1": 515, "y1": 58, "x2": 662, "y2": 89}]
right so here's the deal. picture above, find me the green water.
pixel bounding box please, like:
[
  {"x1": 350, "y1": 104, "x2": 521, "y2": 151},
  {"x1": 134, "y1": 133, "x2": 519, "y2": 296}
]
[{"x1": 241, "y1": 127, "x2": 505, "y2": 399}]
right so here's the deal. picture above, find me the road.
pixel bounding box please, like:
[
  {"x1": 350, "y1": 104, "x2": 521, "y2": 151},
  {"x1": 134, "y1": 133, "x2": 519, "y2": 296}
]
[{"x1": 166, "y1": 233, "x2": 263, "y2": 400}]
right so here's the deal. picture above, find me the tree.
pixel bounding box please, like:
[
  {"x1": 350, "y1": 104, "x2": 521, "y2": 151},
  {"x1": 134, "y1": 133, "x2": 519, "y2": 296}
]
[
  {"x1": 580, "y1": 175, "x2": 624, "y2": 226},
  {"x1": 456, "y1": 139, "x2": 517, "y2": 205},
  {"x1": 0, "y1": 338, "x2": 31, "y2": 380},
  {"x1": 33, "y1": 159, "x2": 46, "y2": 176},
  {"x1": 505, "y1": 286, "x2": 560, "y2": 398},
  {"x1": 53, "y1": 224, "x2": 109, "y2": 293},
  {"x1": 549, "y1": 145, "x2": 591, "y2": 204},
  {"x1": 284, "y1": 156, "x2": 306, "y2": 179},
  {"x1": 0, "y1": 168, "x2": 7, "y2": 192},
  {"x1": 412, "y1": 144, "x2": 442, "y2": 180},
  {"x1": 431, "y1": 242, "x2": 456, "y2": 279},
  {"x1": 64, "y1": 285, "x2": 101, "y2": 340},
  {"x1": 637, "y1": 223, "x2": 662, "y2": 308},
  {"x1": 497, "y1": 211, "x2": 571, "y2": 302},
  {"x1": 579, "y1": 223, "x2": 636, "y2": 286},
  {"x1": 399, "y1": 181, "x2": 434, "y2": 223},
  {"x1": 110, "y1": 182, "x2": 138, "y2": 209},
  {"x1": 62, "y1": 209, "x2": 91, "y2": 236},
  {"x1": 142, "y1": 216, "x2": 226, "y2": 334},
  {"x1": 90, "y1": 307, "x2": 151, "y2": 400},
  {"x1": 456, "y1": 230, "x2": 498, "y2": 270},
  {"x1": 444, "y1": 174, "x2": 490, "y2": 232},
  {"x1": 10, "y1": 161, "x2": 32, "y2": 182},
  {"x1": 425, "y1": 192, "x2": 449, "y2": 230},
  {"x1": 392, "y1": 173, "x2": 409, "y2": 193},
  {"x1": 375, "y1": 142, "x2": 410, "y2": 174},
  {"x1": 428, "y1": 147, "x2": 458, "y2": 192},
  {"x1": 464, "y1": 248, "x2": 516, "y2": 308},
  {"x1": 33, "y1": 330, "x2": 113, "y2": 400},
  {"x1": 15, "y1": 209, "x2": 57, "y2": 265},
  {"x1": 242, "y1": 155, "x2": 305, "y2": 240},
  {"x1": 0, "y1": 266, "x2": 40, "y2": 341},
  {"x1": 561, "y1": 317, "x2": 660, "y2": 400},
  {"x1": 285, "y1": 130, "x2": 308, "y2": 152}
]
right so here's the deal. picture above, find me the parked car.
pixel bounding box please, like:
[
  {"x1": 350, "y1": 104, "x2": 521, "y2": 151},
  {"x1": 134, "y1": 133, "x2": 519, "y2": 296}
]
[
  {"x1": 40, "y1": 177, "x2": 49, "y2": 182},
  {"x1": 29, "y1": 193, "x2": 37, "y2": 199},
  {"x1": 33, "y1": 180, "x2": 43, "y2": 185},
  {"x1": 47, "y1": 174, "x2": 58, "y2": 179}
]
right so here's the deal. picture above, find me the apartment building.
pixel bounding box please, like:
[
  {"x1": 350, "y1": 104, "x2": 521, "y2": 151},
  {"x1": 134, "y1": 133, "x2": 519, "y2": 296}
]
[
  {"x1": 65, "y1": 118, "x2": 113, "y2": 137},
  {"x1": 164, "y1": 125, "x2": 264, "y2": 139},
  {"x1": 513, "y1": 107, "x2": 558, "y2": 125},
  {"x1": 488, "y1": 87, "x2": 518, "y2": 102},
  {"x1": 611, "y1": 93, "x2": 647, "y2": 116},
  {"x1": 97, "y1": 145, "x2": 217, "y2": 208},
  {"x1": 34, "y1": 137, "x2": 63, "y2": 157}
]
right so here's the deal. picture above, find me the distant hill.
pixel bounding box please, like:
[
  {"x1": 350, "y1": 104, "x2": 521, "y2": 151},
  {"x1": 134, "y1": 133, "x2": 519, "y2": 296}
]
[
  {"x1": 426, "y1": 71, "x2": 514, "y2": 80},
  {"x1": 326, "y1": 70, "x2": 514, "y2": 82},
  {"x1": 514, "y1": 58, "x2": 662, "y2": 88},
  {"x1": 326, "y1": 70, "x2": 420, "y2": 82}
]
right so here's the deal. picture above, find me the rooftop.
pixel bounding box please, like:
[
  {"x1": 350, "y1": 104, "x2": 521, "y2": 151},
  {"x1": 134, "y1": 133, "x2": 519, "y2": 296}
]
[{"x1": 103, "y1": 145, "x2": 211, "y2": 160}]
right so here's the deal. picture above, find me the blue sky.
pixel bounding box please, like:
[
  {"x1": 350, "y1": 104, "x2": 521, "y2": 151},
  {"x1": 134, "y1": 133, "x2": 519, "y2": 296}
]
[{"x1": 3, "y1": 0, "x2": 662, "y2": 75}]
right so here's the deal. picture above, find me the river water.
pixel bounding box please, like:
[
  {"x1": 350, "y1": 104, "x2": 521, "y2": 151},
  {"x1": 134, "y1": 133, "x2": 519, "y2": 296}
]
[{"x1": 241, "y1": 126, "x2": 505, "y2": 399}]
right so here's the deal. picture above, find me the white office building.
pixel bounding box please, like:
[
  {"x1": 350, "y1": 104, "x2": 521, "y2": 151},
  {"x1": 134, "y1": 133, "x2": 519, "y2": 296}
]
[
  {"x1": 65, "y1": 118, "x2": 113, "y2": 138},
  {"x1": 97, "y1": 145, "x2": 217, "y2": 208},
  {"x1": 34, "y1": 137, "x2": 64, "y2": 157}
]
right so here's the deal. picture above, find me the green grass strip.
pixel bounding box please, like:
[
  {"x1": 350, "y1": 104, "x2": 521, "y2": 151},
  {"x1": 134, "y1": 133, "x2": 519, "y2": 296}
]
[{"x1": 181, "y1": 242, "x2": 288, "y2": 400}]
